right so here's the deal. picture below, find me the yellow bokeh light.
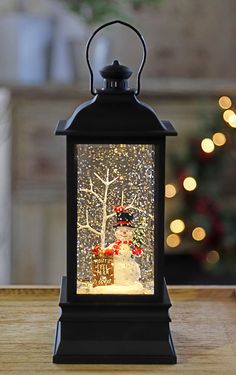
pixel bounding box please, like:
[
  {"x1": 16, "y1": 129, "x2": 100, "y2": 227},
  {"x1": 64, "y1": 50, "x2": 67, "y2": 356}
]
[
  {"x1": 192, "y1": 227, "x2": 206, "y2": 241},
  {"x1": 212, "y1": 132, "x2": 226, "y2": 146},
  {"x1": 223, "y1": 109, "x2": 235, "y2": 122},
  {"x1": 228, "y1": 114, "x2": 236, "y2": 128},
  {"x1": 206, "y1": 250, "x2": 220, "y2": 264},
  {"x1": 183, "y1": 177, "x2": 197, "y2": 191},
  {"x1": 165, "y1": 184, "x2": 176, "y2": 198},
  {"x1": 201, "y1": 138, "x2": 215, "y2": 153},
  {"x1": 218, "y1": 96, "x2": 232, "y2": 109},
  {"x1": 166, "y1": 234, "x2": 181, "y2": 248},
  {"x1": 170, "y1": 219, "x2": 185, "y2": 233}
]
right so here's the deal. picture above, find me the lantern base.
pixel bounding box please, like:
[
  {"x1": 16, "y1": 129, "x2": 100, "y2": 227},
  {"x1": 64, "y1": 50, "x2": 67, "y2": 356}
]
[{"x1": 53, "y1": 276, "x2": 176, "y2": 364}]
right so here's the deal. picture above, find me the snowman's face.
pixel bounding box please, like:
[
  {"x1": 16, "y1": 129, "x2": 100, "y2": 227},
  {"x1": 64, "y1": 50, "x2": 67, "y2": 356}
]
[{"x1": 115, "y1": 227, "x2": 134, "y2": 241}]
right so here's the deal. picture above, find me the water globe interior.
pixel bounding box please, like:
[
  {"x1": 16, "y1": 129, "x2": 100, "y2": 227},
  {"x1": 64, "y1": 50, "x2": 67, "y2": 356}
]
[{"x1": 76, "y1": 144, "x2": 155, "y2": 295}]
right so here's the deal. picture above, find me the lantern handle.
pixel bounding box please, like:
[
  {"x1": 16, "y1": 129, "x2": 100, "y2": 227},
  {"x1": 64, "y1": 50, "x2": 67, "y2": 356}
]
[{"x1": 86, "y1": 20, "x2": 147, "y2": 96}]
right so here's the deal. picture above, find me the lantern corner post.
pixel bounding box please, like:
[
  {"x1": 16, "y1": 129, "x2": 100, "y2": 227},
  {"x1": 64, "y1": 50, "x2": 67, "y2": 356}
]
[{"x1": 65, "y1": 137, "x2": 78, "y2": 301}]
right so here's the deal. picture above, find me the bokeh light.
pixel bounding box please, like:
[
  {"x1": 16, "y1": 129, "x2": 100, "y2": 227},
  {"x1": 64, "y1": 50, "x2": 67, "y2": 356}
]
[
  {"x1": 166, "y1": 234, "x2": 181, "y2": 248},
  {"x1": 192, "y1": 227, "x2": 206, "y2": 241},
  {"x1": 218, "y1": 96, "x2": 232, "y2": 109},
  {"x1": 223, "y1": 109, "x2": 235, "y2": 122},
  {"x1": 183, "y1": 177, "x2": 197, "y2": 191},
  {"x1": 170, "y1": 219, "x2": 185, "y2": 233},
  {"x1": 228, "y1": 114, "x2": 236, "y2": 128},
  {"x1": 206, "y1": 250, "x2": 220, "y2": 264},
  {"x1": 201, "y1": 138, "x2": 215, "y2": 153},
  {"x1": 165, "y1": 184, "x2": 177, "y2": 198},
  {"x1": 212, "y1": 132, "x2": 226, "y2": 146}
]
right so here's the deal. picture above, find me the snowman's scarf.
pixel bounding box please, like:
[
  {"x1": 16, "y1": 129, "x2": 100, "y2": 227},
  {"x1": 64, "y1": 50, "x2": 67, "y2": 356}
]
[{"x1": 104, "y1": 240, "x2": 142, "y2": 257}]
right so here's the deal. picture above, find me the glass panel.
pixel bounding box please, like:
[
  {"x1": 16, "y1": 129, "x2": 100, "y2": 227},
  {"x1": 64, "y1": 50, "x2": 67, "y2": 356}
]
[{"x1": 76, "y1": 144, "x2": 155, "y2": 295}]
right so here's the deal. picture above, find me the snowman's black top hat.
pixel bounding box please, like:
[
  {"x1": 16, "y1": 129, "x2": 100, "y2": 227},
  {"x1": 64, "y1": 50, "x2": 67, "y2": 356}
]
[{"x1": 113, "y1": 206, "x2": 134, "y2": 228}]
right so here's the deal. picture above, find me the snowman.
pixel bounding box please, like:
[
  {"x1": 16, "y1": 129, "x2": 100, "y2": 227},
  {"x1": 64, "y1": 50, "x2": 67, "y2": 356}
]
[{"x1": 104, "y1": 206, "x2": 143, "y2": 291}]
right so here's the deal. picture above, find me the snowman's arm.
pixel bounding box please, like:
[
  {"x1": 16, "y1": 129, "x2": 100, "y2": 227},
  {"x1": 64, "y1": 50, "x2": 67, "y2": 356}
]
[{"x1": 121, "y1": 193, "x2": 154, "y2": 221}]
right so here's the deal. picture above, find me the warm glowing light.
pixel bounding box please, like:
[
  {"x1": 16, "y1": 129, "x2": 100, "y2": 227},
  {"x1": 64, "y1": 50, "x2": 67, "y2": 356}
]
[
  {"x1": 165, "y1": 184, "x2": 177, "y2": 198},
  {"x1": 166, "y1": 234, "x2": 181, "y2": 248},
  {"x1": 170, "y1": 219, "x2": 185, "y2": 233},
  {"x1": 76, "y1": 144, "x2": 155, "y2": 295},
  {"x1": 192, "y1": 227, "x2": 206, "y2": 241},
  {"x1": 212, "y1": 132, "x2": 226, "y2": 146},
  {"x1": 201, "y1": 138, "x2": 215, "y2": 153},
  {"x1": 206, "y1": 250, "x2": 220, "y2": 264},
  {"x1": 228, "y1": 114, "x2": 236, "y2": 128},
  {"x1": 218, "y1": 96, "x2": 232, "y2": 109},
  {"x1": 223, "y1": 109, "x2": 235, "y2": 122},
  {"x1": 183, "y1": 177, "x2": 197, "y2": 191}
]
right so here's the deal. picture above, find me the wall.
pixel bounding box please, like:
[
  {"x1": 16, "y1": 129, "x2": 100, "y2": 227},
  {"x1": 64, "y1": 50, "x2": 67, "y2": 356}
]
[{"x1": 106, "y1": 0, "x2": 236, "y2": 80}]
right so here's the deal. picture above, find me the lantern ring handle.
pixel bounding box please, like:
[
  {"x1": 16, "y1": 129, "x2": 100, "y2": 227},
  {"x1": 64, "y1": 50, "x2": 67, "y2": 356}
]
[{"x1": 86, "y1": 19, "x2": 147, "y2": 96}]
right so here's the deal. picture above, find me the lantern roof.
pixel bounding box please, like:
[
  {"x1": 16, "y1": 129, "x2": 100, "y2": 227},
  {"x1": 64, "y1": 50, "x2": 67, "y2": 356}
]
[{"x1": 55, "y1": 91, "x2": 177, "y2": 140}]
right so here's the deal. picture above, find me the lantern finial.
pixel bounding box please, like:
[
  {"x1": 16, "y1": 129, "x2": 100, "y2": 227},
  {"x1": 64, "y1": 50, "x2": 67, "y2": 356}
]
[{"x1": 100, "y1": 60, "x2": 132, "y2": 91}]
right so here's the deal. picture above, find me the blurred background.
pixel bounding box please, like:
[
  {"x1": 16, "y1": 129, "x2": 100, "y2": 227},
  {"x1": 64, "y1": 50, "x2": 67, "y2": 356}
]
[{"x1": 0, "y1": 0, "x2": 236, "y2": 285}]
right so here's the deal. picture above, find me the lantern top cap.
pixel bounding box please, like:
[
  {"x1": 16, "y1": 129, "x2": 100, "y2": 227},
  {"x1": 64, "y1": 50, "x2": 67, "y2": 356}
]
[
  {"x1": 100, "y1": 60, "x2": 132, "y2": 80},
  {"x1": 99, "y1": 60, "x2": 133, "y2": 92}
]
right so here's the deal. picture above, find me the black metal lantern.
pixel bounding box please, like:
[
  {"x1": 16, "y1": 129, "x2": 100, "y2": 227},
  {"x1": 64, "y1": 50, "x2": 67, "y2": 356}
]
[{"x1": 53, "y1": 20, "x2": 177, "y2": 364}]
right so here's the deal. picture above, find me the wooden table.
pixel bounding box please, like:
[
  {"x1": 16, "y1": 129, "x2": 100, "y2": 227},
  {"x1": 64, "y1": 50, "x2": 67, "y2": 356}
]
[{"x1": 0, "y1": 286, "x2": 235, "y2": 374}]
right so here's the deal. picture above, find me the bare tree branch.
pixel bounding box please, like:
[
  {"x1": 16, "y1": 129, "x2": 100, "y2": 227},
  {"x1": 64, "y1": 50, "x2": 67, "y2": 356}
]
[
  {"x1": 108, "y1": 176, "x2": 119, "y2": 185},
  {"x1": 81, "y1": 178, "x2": 103, "y2": 203},
  {"x1": 78, "y1": 210, "x2": 101, "y2": 236},
  {"x1": 94, "y1": 172, "x2": 107, "y2": 185},
  {"x1": 121, "y1": 190, "x2": 124, "y2": 206},
  {"x1": 94, "y1": 170, "x2": 118, "y2": 186},
  {"x1": 125, "y1": 195, "x2": 137, "y2": 210},
  {"x1": 106, "y1": 212, "x2": 116, "y2": 220},
  {"x1": 124, "y1": 194, "x2": 154, "y2": 220}
]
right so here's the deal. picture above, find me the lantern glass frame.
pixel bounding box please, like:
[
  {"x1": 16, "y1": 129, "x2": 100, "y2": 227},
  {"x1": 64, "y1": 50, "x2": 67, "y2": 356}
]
[{"x1": 66, "y1": 137, "x2": 166, "y2": 303}]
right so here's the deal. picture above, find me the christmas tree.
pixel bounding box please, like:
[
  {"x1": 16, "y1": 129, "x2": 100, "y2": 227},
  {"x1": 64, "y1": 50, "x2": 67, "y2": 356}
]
[
  {"x1": 133, "y1": 217, "x2": 147, "y2": 249},
  {"x1": 165, "y1": 96, "x2": 236, "y2": 278}
]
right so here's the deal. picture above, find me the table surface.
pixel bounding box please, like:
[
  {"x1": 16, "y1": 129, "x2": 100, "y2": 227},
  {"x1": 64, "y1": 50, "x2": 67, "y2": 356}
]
[{"x1": 0, "y1": 286, "x2": 235, "y2": 375}]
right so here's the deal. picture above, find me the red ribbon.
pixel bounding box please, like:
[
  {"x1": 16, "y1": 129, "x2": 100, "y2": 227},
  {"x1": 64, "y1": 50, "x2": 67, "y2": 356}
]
[
  {"x1": 115, "y1": 240, "x2": 133, "y2": 246},
  {"x1": 115, "y1": 220, "x2": 132, "y2": 226},
  {"x1": 92, "y1": 241, "x2": 142, "y2": 257}
]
